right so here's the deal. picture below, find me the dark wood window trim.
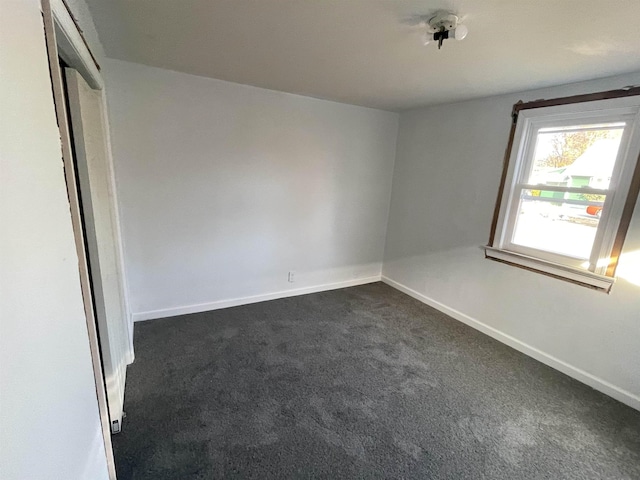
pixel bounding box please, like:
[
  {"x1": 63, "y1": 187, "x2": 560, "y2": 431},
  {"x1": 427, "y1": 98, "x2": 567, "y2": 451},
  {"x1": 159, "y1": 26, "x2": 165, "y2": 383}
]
[{"x1": 487, "y1": 86, "x2": 640, "y2": 289}]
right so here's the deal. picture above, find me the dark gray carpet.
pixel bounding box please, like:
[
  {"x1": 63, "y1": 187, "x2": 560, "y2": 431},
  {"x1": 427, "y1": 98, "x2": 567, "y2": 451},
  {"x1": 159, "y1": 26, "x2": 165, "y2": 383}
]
[{"x1": 113, "y1": 282, "x2": 640, "y2": 479}]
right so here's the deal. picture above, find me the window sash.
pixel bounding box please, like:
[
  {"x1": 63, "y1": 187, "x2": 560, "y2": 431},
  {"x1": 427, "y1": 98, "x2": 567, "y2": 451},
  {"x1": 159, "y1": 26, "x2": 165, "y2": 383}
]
[
  {"x1": 502, "y1": 185, "x2": 611, "y2": 267},
  {"x1": 499, "y1": 109, "x2": 634, "y2": 273},
  {"x1": 516, "y1": 184, "x2": 610, "y2": 195}
]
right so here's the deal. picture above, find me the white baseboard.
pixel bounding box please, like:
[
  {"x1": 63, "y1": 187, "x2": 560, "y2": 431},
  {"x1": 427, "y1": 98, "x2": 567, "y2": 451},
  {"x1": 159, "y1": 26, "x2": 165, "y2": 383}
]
[
  {"x1": 381, "y1": 275, "x2": 640, "y2": 412},
  {"x1": 132, "y1": 276, "x2": 382, "y2": 322}
]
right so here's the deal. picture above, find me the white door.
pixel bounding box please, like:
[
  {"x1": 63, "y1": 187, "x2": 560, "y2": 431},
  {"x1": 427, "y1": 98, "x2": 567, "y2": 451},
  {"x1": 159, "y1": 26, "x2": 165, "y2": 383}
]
[{"x1": 65, "y1": 68, "x2": 131, "y2": 433}]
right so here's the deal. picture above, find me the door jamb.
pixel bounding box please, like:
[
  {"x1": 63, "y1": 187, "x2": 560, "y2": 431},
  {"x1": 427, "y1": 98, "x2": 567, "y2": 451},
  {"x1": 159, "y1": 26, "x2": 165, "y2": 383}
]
[
  {"x1": 48, "y1": 0, "x2": 135, "y2": 362},
  {"x1": 41, "y1": 0, "x2": 117, "y2": 477}
]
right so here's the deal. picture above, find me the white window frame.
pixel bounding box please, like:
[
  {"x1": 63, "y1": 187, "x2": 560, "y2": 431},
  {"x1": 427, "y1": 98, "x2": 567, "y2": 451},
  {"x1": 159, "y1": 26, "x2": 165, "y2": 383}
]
[{"x1": 486, "y1": 92, "x2": 640, "y2": 292}]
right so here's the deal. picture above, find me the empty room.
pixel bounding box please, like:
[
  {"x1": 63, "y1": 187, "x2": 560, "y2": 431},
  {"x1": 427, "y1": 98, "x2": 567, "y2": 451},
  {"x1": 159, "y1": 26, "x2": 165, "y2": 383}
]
[{"x1": 3, "y1": 1, "x2": 640, "y2": 479}]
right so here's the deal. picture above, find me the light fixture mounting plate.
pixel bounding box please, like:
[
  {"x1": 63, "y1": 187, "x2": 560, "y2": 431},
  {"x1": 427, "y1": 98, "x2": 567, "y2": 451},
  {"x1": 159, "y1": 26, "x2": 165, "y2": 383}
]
[{"x1": 427, "y1": 12, "x2": 460, "y2": 32}]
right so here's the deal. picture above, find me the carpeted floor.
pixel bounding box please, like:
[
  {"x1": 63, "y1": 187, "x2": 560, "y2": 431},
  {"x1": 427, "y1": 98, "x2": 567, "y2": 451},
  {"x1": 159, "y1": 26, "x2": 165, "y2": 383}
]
[{"x1": 113, "y1": 282, "x2": 640, "y2": 479}]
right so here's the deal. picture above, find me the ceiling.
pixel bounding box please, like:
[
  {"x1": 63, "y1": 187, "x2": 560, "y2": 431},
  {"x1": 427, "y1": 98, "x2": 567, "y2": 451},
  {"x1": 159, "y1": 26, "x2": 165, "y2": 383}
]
[{"x1": 86, "y1": 0, "x2": 640, "y2": 111}]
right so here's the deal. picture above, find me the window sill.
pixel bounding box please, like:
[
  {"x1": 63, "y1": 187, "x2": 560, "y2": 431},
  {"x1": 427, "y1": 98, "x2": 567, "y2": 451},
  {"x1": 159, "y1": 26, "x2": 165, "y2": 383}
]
[{"x1": 484, "y1": 246, "x2": 614, "y2": 292}]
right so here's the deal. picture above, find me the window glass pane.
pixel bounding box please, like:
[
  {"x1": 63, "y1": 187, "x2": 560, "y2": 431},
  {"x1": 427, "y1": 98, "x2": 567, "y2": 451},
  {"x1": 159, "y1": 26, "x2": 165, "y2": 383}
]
[
  {"x1": 528, "y1": 124, "x2": 624, "y2": 190},
  {"x1": 511, "y1": 189, "x2": 605, "y2": 260}
]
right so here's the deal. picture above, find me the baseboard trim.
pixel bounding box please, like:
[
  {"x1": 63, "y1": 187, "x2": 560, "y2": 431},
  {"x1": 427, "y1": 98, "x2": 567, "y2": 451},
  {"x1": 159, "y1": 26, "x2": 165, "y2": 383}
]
[
  {"x1": 381, "y1": 275, "x2": 640, "y2": 411},
  {"x1": 132, "y1": 276, "x2": 382, "y2": 322}
]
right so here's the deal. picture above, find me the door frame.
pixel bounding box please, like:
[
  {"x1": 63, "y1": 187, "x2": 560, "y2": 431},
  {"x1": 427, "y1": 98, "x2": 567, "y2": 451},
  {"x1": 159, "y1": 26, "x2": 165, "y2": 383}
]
[
  {"x1": 41, "y1": 1, "x2": 128, "y2": 478},
  {"x1": 44, "y1": 0, "x2": 134, "y2": 363}
]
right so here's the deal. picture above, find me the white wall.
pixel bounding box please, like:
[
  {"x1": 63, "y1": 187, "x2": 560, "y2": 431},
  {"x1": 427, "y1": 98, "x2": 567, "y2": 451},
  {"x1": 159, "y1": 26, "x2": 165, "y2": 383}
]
[
  {"x1": 383, "y1": 71, "x2": 640, "y2": 409},
  {"x1": 104, "y1": 59, "x2": 399, "y2": 320},
  {"x1": 0, "y1": 1, "x2": 109, "y2": 479}
]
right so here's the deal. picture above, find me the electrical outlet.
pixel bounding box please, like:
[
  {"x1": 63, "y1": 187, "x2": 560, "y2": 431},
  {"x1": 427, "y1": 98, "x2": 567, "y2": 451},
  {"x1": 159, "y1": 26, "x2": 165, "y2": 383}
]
[{"x1": 288, "y1": 271, "x2": 295, "y2": 283}]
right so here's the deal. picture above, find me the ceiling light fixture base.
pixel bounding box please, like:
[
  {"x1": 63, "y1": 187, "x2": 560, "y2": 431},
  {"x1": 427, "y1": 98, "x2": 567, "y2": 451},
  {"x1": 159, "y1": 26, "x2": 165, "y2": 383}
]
[
  {"x1": 427, "y1": 12, "x2": 460, "y2": 33},
  {"x1": 421, "y1": 11, "x2": 468, "y2": 50}
]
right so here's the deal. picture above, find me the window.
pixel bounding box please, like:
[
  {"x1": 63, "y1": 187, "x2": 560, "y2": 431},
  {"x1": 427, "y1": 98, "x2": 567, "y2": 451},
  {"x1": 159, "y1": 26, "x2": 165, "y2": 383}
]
[{"x1": 487, "y1": 89, "x2": 640, "y2": 292}]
